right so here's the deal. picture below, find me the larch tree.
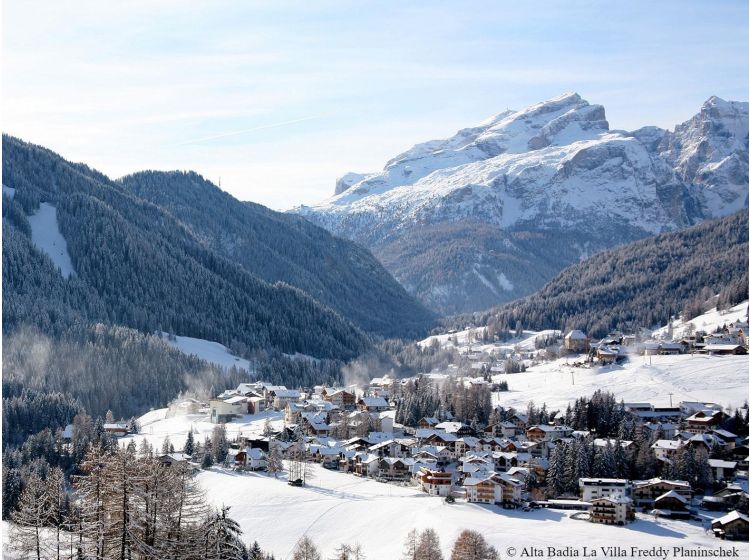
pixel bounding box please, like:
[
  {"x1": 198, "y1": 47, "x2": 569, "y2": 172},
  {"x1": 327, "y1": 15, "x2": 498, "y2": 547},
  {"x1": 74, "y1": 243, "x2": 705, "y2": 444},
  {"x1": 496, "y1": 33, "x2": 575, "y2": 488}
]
[
  {"x1": 291, "y1": 535, "x2": 322, "y2": 560},
  {"x1": 450, "y1": 530, "x2": 498, "y2": 560}
]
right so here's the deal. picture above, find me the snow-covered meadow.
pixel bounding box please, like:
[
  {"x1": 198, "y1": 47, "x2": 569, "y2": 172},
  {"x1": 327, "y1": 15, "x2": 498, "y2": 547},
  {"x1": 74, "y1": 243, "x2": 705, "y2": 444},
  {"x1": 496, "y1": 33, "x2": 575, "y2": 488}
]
[
  {"x1": 491, "y1": 353, "x2": 748, "y2": 411},
  {"x1": 197, "y1": 464, "x2": 739, "y2": 559}
]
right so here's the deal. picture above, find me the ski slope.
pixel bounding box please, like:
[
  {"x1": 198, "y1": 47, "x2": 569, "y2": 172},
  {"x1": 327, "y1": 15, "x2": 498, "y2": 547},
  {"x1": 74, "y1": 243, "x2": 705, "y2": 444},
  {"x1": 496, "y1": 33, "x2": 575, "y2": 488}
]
[
  {"x1": 27, "y1": 202, "x2": 75, "y2": 278},
  {"x1": 196, "y1": 464, "x2": 740, "y2": 559},
  {"x1": 492, "y1": 353, "x2": 748, "y2": 411},
  {"x1": 160, "y1": 333, "x2": 254, "y2": 373}
]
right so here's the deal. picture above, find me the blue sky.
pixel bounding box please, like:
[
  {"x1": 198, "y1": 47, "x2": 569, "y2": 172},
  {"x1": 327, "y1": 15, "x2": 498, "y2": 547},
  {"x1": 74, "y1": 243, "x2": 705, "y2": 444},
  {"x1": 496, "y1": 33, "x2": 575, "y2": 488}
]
[{"x1": 3, "y1": 0, "x2": 748, "y2": 209}]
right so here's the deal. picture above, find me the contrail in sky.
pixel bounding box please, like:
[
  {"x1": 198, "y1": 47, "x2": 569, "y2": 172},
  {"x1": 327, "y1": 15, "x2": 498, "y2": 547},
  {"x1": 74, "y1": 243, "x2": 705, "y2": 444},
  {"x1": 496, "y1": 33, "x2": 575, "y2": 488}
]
[{"x1": 168, "y1": 115, "x2": 322, "y2": 147}]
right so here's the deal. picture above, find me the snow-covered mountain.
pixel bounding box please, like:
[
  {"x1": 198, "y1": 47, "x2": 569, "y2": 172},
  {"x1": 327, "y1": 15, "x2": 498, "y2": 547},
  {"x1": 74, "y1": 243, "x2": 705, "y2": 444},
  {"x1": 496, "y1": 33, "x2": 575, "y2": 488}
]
[{"x1": 295, "y1": 93, "x2": 748, "y2": 314}]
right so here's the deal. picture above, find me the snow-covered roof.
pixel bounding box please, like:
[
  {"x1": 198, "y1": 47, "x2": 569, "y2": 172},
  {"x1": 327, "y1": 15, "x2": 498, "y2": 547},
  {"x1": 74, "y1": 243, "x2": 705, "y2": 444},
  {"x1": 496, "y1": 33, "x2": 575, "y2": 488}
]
[
  {"x1": 565, "y1": 330, "x2": 587, "y2": 340},
  {"x1": 359, "y1": 396, "x2": 389, "y2": 407},
  {"x1": 712, "y1": 510, "x2": 749, "y2": 527},
  {"x1": 655, "y1": 490, "x2": 688, "y2": 504}
]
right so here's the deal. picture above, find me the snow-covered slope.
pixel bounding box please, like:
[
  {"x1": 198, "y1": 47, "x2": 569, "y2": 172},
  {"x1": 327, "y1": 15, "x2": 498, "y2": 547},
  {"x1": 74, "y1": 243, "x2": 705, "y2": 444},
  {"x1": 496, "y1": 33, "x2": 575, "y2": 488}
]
[
  {"x1": 160, "y1": 332, "x2": 255, "y2": 373},
  {"x1": 492, "y1": 353, "x2": 748, "y2": 412},
  {"x1": 195, "y1": 464, "x2": 737, "y2": 559},
  {"x1": 652, "y1": 300, "x2": 749, "y2": 340},
  {"x1": 295, "y1": 93, "x2": 748, "y2": 314},
  {"x1": 27, "y1": 202, "x2": 75, "y2": 278}
]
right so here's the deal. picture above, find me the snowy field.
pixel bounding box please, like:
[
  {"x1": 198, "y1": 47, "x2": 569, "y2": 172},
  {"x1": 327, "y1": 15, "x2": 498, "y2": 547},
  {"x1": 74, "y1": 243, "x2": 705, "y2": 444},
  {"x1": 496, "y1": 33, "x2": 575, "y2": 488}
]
[
  {"x1": 159, "y1": 332, "x2": 254, "y2": 373},
  {"x1": 196, "y1": 464, "x2": 744, "y2": 559},
  {"x1": 121, "y1": 408, "x2": 284, "y2": 454},
  {"x1": 492, "y1": 353, "x2": 748, "y2": 411},
  {"x1": 27, "y1": 202, "x2": 75, "y2": 278}
]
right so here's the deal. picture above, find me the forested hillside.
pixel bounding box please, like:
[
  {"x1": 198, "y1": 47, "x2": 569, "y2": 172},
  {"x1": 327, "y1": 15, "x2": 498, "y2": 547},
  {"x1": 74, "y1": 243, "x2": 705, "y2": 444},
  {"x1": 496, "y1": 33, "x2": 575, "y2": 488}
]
[
  {"x1": 120, "y1": 170, "x2": 434, "y2": 339},
  {"x1": 460, "y1": 211, "x2": 748, "y2": 337},
  {"x1": 2, "y1": 135, "x2": 371, "y2": 361}
]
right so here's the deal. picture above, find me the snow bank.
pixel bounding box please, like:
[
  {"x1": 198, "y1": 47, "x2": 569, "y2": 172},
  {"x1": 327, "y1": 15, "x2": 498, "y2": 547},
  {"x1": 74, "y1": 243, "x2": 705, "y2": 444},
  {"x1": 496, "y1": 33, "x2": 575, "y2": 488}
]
[{"x1": 27, "y1": 202, "x2": 75, "y2": 278}]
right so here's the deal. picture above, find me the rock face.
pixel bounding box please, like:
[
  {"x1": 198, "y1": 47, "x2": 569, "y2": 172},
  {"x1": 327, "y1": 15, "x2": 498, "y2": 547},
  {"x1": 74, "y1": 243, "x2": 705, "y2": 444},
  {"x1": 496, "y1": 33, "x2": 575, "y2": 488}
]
[{"x1": 294, "y1": 93, "x2": 749, "y2": 315}]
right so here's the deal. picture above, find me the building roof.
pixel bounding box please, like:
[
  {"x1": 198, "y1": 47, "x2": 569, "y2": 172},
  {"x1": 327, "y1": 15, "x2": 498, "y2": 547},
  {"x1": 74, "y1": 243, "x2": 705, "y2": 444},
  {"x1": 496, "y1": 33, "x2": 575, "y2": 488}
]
[
  {"x1": 655, "y1": 490, "x2": 688, "y2": 504},
  {"x1": 712, "y1": 511, "x2": 749, "y2": 527},
  {"x1": 565, "y1": 330, "x2": 587, "y2": 340}
]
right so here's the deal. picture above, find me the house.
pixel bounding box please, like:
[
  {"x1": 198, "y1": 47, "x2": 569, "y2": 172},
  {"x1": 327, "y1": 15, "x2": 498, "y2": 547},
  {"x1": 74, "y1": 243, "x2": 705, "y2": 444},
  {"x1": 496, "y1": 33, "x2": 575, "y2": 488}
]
[
  {"x1": 633, "y1": 478, "x2": 692, "y2": 506},
  {"x1": 578, "y1": 478, "x2": 632, "y2": 502},
  {"x1": 418, "y1": 468, "x2": 453, "y2": 496},
  {"x1": 324, "y1": 389, "x2": 356, "y2": 410},
  {"x1": 103, "y1": 423, "x2": 129, "y2": 437},
  {"x1": 464, "y1": 473, "x2": 523, "y2": 506},
  {"x1": 708, "y1": 459, "x2": 737, "y2": 482},
  {"x1": 652, "y1": 490, "x2": 691, "y2": 519},
  {"x1": 650, "y1": 439, "x2": 685, "y2": 462},
  {"x1": 703, "y1": 344, "x2": 747, "y2": 356},
  {"x1": 418, "y1": 417, "x2": 440, "y2": 429},
  {"x1": 435, "y1": 421, "x2": 473, "y2": 437},
  {"x1": 158, "y1": 453, "x2": 191, "y2": 467},
  {"x1": 463, "y1": 474, "x2": 497, "y2": 504},
  {"x1": 377, "y1": 457, "x2": 414, "y2": 481},
  {"x1": 526, "y1": 425, "x2": 573, "y2": 442},
  {"x1": 357, "y1": 396, "x2": 390, "y2": 412},
  {"x1": 711, "y1": 511, "x2": 749, "y2": 541},
  {"x1": 686, "y1": 410, "x2": 725, "y2": 433},
  {"x1": 300, "y1": 412, "x2": 330, "y2": 437},
  {"x1": 564, "y1": 330, "x2": 589, "y2": 352},
  {"x1": 596, "y1": 346, "x2": 621, "y2": 365},
  {"x1": 209, "y1": 397, "x2": 248, "y2": 423},
  {"x1": 271, "y1": 389, "x2": 301, "y2": 410},
  {"x1": 590, "y1": 496, "x2": 634, "y2": 525},
  {"x1": 233, "y1": 448, "x2": 267, "y2": 471}
]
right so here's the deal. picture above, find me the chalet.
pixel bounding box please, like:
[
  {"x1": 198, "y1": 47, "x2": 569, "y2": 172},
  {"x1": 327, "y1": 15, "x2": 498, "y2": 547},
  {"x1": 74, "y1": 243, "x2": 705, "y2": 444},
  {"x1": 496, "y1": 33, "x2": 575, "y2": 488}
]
[
  {"x1": 300, "y1": 412, "x2": 330, "y2": 437},
  {"x1": 652, "y1": 490, "x2": 691, "y2": 519},
  {"x1": 650, "y1": 439, "x2": 685, "y2": 462},
  {"x1": 418, "y1": 468, "x2": 453, "y2": 497},
  {"x1": 377, "y1": 457, "x2": 414, "y2": 481},
  {"x1": 680, "y1": 401, "x2": 723, "y2": 416},
  {"x1": 564, "y1": 330, "x2": 589, "y2": 352},
  {"x1": 434, "y1": 421, "x2": 473, "y2": 437},
  {"x1": 357, "y1": 396, "x2": 390, "y2": 412},
  {"x1": 686, "y1": 410, "x2": 725, "y2": 433},
  {"x1": 103, "y1": 423, "x2": 129, "y2": 437},
  {"x1": 579, "y1": 478, "x2": 631, "y2": 502},
  {"x1": 324, "y1": 389, "x2": 356, "y2": 410},
  {"x1": 711, "y1": 429, "x2": 739, "y2": 449},
  {"x1": 526, "y1": 425, "x2": 573, "y2": 442},
  {"x1": 352, "y1": 453, "x2": 380, "y2": 477},
  {"x1": 590, "y1": 496, "x2": 634, "y2": 525},
  {"x1": 158, "y1": 453, "x2": 191, "y2": 467},
  {"x1": 711, "y1": 511, "x2": 749, "y2": 541},
  {"x1": 464, "y1": 475, "x2": 495, "y2": 504},
  {"x1": 232, "y1": 448, "x2": 267, "y2": 471},
  {"x1": 418, "y1": 417, "x2": 440, "y2": 429},
  {"x1": 455, "y1": 437, "x2": 480, "y2": 456},
  {"x1": 632, "y1": 478, "x2": 692, "y2": 506},
  {"x1": 708, "y1": 459, "x2": 737, "y2": 482},
  {"x1": 596, "y1": 346, "x2": 621, "y2": 365},
  {"x1": 369, "y1": 439, "x2": 410, "y2": 458},
  {"x1": 271, "y1": 389, "x2": 301, "y2": 410},
  {"x1": 509, "y1": 413, "x2": 529, "y2": 430},
  {"x1": 464, "y1": 473, "x2": 523, "y2": 506},
  {"x1": 703, "y1": 344, "x2": 747, "y2": 356},
  {"x1": 285, "y1": 402, "x2": 314, "y2": 424}
]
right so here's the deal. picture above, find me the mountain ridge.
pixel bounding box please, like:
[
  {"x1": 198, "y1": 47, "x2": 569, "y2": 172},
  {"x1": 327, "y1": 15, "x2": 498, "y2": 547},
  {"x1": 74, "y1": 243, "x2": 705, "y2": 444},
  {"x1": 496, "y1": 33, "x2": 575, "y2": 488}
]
[{"x1": 294, "y1": 93, "x2": 749, "y2": 315}]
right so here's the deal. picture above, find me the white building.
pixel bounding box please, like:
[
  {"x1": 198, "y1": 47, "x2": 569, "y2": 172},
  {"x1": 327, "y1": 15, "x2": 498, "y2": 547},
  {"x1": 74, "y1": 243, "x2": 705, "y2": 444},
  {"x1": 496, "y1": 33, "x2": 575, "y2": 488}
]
[{"x1": 579, "y1": 478, "x2": 632, "y2": 502}]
